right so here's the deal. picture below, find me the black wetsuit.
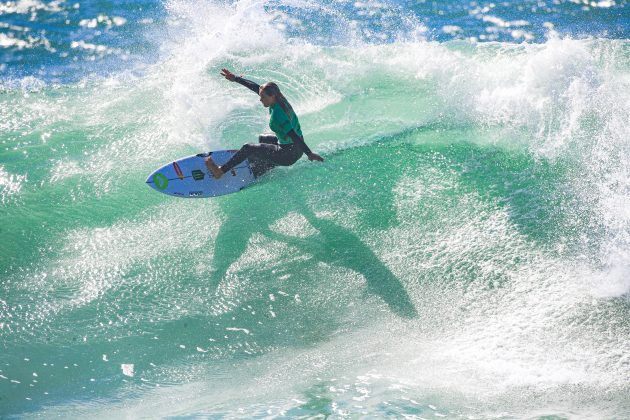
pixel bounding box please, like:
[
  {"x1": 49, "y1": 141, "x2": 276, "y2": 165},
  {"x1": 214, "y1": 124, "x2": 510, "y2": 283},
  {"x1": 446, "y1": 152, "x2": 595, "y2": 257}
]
[{"x1": 219, "y1": 76, "x2": 312, "y2": 177}]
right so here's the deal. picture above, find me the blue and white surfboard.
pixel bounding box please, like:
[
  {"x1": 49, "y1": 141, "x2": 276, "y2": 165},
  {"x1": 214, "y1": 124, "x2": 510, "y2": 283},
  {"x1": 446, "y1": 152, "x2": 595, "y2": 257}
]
[{"x1": 146, "y1": 150, "x2": 257, "y2": 198}]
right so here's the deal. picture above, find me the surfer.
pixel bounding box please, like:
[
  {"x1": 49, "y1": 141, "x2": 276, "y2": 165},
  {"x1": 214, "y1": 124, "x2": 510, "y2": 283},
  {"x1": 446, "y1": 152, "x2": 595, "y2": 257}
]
[{"x1": 204, "y1": 68, "x2": 324, "y2": 179}]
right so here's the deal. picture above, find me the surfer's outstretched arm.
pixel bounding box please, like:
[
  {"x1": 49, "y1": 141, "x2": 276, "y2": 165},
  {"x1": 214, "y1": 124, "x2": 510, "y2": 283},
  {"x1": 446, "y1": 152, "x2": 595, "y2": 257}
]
[
  {"x1": 287, "y1": 130, "x2": 324, "y2": 162},
  {"x1": 221, "y1": 68, "x2": 260, "y2": 94}
]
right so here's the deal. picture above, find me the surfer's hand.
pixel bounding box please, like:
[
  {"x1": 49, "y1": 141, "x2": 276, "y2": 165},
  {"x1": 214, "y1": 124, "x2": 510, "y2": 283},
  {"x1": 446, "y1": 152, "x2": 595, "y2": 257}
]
[
  {"x1": 307, "y1": 152, "x2": 324, "y2": 162},
  {"x1": 221, "y1": 68, "x2": 236, "y2": 81}
]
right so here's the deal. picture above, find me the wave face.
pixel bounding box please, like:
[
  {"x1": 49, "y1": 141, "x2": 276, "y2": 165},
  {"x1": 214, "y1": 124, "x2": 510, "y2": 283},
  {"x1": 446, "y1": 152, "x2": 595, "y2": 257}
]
[{"x1": 1, "y1": 0, "x2": 630, "y2": 417}]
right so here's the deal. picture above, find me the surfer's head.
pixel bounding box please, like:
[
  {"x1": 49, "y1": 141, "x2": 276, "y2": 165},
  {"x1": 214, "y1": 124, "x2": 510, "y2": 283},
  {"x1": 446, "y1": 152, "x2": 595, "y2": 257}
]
[
  {"x1": 259, "y1": 82, "x2": 294, "y2": 119},
  {"x1": 259, "y1": 82, "x2": 280, "y2": 107}
]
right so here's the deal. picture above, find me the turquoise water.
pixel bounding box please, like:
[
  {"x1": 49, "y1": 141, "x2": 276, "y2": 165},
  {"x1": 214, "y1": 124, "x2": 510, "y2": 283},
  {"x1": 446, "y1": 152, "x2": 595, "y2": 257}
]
[{"x1": 2, "y1": 0, "x2": 630, "y2": 418}]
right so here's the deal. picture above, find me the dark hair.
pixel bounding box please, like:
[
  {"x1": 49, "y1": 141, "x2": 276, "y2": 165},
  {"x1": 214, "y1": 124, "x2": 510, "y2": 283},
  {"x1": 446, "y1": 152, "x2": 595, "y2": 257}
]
[{"x1": 261, "y1": 82, "x2": 294, "y2": 120}]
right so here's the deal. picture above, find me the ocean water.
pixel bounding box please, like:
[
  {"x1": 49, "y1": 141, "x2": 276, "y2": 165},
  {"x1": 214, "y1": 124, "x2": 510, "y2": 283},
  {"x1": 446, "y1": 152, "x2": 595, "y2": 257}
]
[{"x1": 1, "y1": 0, "x2": 630, "y2": 418}]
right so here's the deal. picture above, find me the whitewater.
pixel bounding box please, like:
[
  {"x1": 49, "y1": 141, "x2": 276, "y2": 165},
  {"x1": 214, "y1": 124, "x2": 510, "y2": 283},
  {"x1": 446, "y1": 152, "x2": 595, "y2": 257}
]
[{"x1": 1, "y1": 0, "x2": 630, "y2": 417}]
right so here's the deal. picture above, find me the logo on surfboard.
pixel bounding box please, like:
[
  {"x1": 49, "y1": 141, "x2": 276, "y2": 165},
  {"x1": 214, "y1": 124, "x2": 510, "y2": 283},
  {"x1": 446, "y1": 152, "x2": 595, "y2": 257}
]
[
  {"x1": 153, "y1": 173, "x2": 169, "y2": 190},
  {"x1": 192, "y1": 170, "x2": 205, "y2": 181},
  {"x1": 173, "y1": 162, "x2": 184, "y2": 180}
]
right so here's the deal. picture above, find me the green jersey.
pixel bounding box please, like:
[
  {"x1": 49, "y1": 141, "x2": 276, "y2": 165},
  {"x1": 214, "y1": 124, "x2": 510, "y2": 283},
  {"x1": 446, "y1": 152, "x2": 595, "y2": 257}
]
[{"x1": 269, "y1": 102, "x2": 303, "y2": 145}]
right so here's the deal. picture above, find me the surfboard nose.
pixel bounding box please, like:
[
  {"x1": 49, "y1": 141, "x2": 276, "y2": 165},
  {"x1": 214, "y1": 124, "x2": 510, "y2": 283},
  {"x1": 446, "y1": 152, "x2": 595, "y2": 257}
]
[{"x1": 146, "y1": 171, "x2": 159, "y2": 187}]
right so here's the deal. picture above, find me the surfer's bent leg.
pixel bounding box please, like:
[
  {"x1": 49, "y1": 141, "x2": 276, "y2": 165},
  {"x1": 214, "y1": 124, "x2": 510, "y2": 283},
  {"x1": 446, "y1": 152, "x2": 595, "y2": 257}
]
[
  {"x1": 220, "y1": 140, "x2": 301, "y2": 176},
  {"x1": 220, "y1": 143, "x2": 280, "y2": 173},
  {"x1": 250, "y1": 135, "x2": 279, "y2": 176}
]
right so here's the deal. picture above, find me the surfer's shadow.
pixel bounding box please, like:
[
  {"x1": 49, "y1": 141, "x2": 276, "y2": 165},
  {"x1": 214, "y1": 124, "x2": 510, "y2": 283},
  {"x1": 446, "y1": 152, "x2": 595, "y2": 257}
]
[{"x1": 209, "y1": 189, "x2": 417, "y2": 319}]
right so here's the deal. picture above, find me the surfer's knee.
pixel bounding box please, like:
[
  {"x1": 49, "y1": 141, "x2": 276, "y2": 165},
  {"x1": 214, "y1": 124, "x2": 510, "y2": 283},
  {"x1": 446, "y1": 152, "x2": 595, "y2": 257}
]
[
  {"x1": 242, "y1": 143, "x2": 258, "y2": 154},
  {"x1": 258, "y1": 134, "x2": 278, "y2": 145}
]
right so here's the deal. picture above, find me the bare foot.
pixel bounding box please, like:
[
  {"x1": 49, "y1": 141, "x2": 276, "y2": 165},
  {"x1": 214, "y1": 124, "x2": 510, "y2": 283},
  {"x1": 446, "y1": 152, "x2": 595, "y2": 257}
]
[{"x1": 204, "y1": 156, "x2": 224, "y2": 179}]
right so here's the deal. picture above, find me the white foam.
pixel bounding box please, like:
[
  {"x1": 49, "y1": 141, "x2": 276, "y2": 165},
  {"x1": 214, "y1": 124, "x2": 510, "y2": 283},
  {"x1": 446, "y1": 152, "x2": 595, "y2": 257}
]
[
  {"x1": 0, "y1": 0, "x2": 64, "y2": 15},
  {"x1": 121, "y1": 364, "x2": 134, "y2": 377},
  {"x1": 0, "y1": 165, "x2": 27, "y2": 204},
  {"x1": 70, "y1": 40, "x2": 110, "y2": 54},
  {"x1": 442, "y1": 25, "x2": 462, "y2": 35},
  {"x1": 79, "y1": 15, "x2": 127, "y2": 29},
  {"x1": 0, "y1": 33, "x2": 37, "y2": 49}
]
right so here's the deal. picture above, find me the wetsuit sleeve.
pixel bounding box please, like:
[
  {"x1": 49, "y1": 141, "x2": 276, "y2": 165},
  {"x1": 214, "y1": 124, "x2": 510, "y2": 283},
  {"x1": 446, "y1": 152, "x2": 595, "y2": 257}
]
[
  {"x1": 287, "y1": 130, "x2": 312, "y2": 155},
  {"x1": 233, "y1": 76, "x2": 260, "y2": 94}
]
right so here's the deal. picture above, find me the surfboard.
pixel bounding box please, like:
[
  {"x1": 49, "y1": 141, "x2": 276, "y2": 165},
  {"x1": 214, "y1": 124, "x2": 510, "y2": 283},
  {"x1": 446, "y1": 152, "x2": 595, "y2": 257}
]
[{"x1": 146, "y1": 150, "x2": 257, "y2": 198}]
